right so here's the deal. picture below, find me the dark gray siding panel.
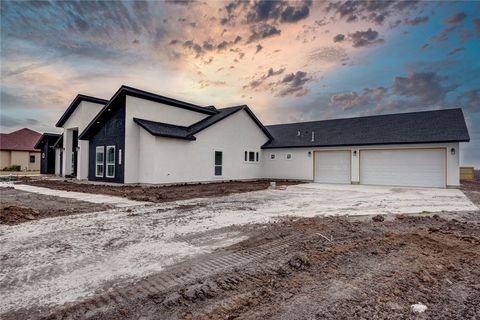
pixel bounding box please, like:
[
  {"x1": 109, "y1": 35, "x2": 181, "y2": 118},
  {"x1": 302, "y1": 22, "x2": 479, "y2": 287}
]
[{"x1": 88, "y1": 104, "x2": 125, "y2": 183}]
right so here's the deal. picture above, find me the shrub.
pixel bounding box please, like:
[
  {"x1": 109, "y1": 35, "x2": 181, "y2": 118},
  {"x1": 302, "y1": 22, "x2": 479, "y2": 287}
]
[{"x1": 2, "y1": 165, "x2": 21, "y2": 171}]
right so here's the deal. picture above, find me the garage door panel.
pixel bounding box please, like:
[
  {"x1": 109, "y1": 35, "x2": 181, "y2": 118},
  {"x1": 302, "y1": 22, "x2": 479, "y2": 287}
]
[
  {"x1": 315, "y1": 151, "x2": 350, "y2": 184},
  {"x1": 360, "y1": 149, "x2": 445, "y2": 188}
]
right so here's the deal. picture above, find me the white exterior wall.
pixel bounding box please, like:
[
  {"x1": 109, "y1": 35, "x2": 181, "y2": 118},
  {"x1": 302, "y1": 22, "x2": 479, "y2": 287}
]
[
  {"x1": 124, "y1": 96, "x2": 209, "y2": 183},
  {"x1": 135, "y1": 109, "x2": 269, "y2": 184},
  {"x1": 263, "y1": 142, "x2": 461, "y2": 187},
  {"x1": 61, "y1": 101, "x2": 104, "y2": 178},
  {"x1": 54, "y1": 148, "x2": 62, "y2": 175}
]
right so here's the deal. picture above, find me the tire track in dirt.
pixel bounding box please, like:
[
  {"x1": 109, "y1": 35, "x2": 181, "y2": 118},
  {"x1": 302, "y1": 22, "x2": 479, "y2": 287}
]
[{"x1": 4, "y1": 232, "x2": 303, "y2": 320}]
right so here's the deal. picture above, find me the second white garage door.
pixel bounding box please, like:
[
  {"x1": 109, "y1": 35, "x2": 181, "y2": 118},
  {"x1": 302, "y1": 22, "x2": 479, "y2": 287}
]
[
  {"x1": 314, "y1": 151, "x2": 351, "y2": 184},
  {"x1": 360, "y1": 149, "x2": 446, "y2": 188}
]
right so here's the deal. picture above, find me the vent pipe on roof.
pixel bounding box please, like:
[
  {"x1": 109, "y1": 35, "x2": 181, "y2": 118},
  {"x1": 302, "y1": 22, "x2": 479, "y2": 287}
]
[{"x1": 311, "y1": 131, "x2": 315, "y2": 142}]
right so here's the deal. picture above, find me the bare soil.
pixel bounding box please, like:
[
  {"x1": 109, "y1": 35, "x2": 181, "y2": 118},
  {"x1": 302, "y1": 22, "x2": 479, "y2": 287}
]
[
  {"x1": 461, "y1": 180, "x2": 480, "y2": 207},
  {"x1": 0, "y1": 189, "x2": 112, "y2": 225},
  {"x1": 22, "y1": 179, "x2": 303, "y2": 203},
  {"x1": 33, "y1": 212, "x2": 480, "y2": 320}
]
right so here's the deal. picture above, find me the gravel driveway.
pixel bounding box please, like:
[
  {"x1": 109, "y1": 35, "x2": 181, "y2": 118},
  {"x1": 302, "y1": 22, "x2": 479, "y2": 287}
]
[{"x1": 0, "y1": 183, "x2": 476, "y2": 316}]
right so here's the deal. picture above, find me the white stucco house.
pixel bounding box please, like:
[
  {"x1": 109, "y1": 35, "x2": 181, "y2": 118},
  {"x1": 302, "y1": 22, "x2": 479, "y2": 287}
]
[{"x1": 51, "y1": 85, "x2": 470, "y2": 188}]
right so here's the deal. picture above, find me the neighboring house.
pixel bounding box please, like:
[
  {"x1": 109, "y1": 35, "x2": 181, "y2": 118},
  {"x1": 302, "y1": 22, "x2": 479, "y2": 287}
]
[
  {"x1": 34, "y1": 133, "x2": 62, "y2": 174},
  {"x1": 0, "y1": 128, "x2": 42, "y2": 171},
  {"x1": 53, "y1": 85, "x2": 470, "y2": 188}
]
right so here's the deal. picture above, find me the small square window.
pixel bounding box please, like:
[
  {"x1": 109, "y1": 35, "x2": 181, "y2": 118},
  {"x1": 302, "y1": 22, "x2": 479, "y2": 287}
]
[
  {"x1": 29, "y1": 155, "x2": 35, "y2": 163},
  {"x1": 270, "y1": 154, "x2": 276, "y2": 160},
  {"x1": 286, "y1": 153, "x2": 292, "y2": 160}
]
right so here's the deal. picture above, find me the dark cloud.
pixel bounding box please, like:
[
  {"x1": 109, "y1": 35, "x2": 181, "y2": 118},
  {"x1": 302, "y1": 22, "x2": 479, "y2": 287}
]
[
  {"x1": 448, "y1": 47, "x2": 465, "y2": 56},
  {"x1": 333, "y1": 34, "x2": 345, "y2": 42},
  {"x1": 277, "y1": 71, "x2": 311, "y2": 97},
  {"x1": 326, "y1": 0, "x2": 419, "y2": 25},
  {"x1": 473, "y1": 18, "x2": 480, "y2": 33},
  {"x1": 404, "y1": 16, "x2": 429, "y2": 26},
  {"x1": 165, "y1": 0, "x2": 197, "y2": 5},
  {"x1": 280, "y1": 2, "x2": 311, "y2": 23},
  {"x1": 247, "y1": 24, "x2": 281, "y2": 43},
  {"x1": 255, "y1": 44, "x2": 263, "y2": 54},
  {"x1": 444, "y1": 12, "x2": 467, "y2": 25},
  {"x1": 199, "y1": 79, "x2": 227, "y2": 89},
  {"x1": 460, "y1": 88, "x2": 480, "y2": 112},
  {"x1": 330, "y1": 87, "x2": 388, "y2": 111},
  {"x1": 243, "y1": 67, "x2": 285, "y2": 89},
  {"x1": 246, "y1": 0, "x2": 312, "y2": 23},
  {"x1": 183, "y1": 40, "x2": 203, "y2": 57},
  {"x1": 349, "y1": 28, "x2": 384, "y2": 48},
  {"x1": 392, "y1": 72, "x2": 456, "y2": 104}
]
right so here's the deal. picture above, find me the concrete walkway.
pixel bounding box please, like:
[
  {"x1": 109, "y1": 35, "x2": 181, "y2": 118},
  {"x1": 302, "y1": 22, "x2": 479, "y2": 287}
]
[{"x1": 6, "y1": 184, "x2": 147, "y2": 207}]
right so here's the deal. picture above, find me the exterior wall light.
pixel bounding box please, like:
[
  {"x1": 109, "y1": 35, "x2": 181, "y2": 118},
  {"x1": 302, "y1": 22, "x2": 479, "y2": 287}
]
[
  {"x1": 450, "y1": 148, "x2": 455, "y2": 155},
  {"x1": 353, "y1": 150, "x2": 357, "y2": 156},
  {"x1": 308, "y1": 151, "x2": 312, "y2": 157}
]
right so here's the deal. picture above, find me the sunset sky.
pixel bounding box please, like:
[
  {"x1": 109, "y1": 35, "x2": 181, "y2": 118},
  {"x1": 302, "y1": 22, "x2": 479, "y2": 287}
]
[{"x1": 1, "y1": 0, "x2": 479, "y2": 165}]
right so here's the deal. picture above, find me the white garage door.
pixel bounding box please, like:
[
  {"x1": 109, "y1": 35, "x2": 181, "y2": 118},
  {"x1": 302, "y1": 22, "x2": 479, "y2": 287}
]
[
  {"x1": 360, "y1": 149, "x2": 446, "y2": 188},
  {"x1": 314, "y1": 151, "x2": 350, "y2": 184}
]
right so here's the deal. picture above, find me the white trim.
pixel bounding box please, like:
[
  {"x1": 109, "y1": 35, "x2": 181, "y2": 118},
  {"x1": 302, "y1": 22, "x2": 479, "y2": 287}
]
[
  {"x1": 118, "y1": 149, "x2": 122, "y2": 165},
  {"x1": 106, "y1": 145, "x2": 115, "y2": 178},
  {"x1": 95, "y1": 146, "x2": 104, "y2": 178}
]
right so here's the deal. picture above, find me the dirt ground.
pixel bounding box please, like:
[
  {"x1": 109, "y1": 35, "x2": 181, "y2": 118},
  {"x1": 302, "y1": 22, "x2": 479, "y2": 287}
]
[
  {"x1": 22, "y1": 179, "x2": 302, "y2": 203},
  {"x1": 33, "y1": 212, "x2": 480, "y2": 320},
  {"x1": 2, "y1": 181, "x2": 478, "y2": 319},
  {"x1": 0, "y1": 188, "x2": 112, "y2": 225},
  {"x1": 461, "y1": 180, "x2": 480, "y2": 207}
]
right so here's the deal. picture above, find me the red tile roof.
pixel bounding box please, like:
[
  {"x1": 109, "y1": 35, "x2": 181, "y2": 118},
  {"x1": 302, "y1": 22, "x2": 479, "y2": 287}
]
[{"x1": 0, "y1": 128, "x2": 42, "y2": 152}]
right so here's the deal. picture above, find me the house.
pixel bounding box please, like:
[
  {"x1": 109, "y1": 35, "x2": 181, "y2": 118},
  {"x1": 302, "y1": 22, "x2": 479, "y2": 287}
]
[
  {"x1": 0, "y1": 128, "x2": 42, "y2": 171},
  {"x1": 53, "y1": 85, "x2": 470, "y2": 188},
  {"x1": 34, "y1": 133, "x2": 62, "y2": 174}
]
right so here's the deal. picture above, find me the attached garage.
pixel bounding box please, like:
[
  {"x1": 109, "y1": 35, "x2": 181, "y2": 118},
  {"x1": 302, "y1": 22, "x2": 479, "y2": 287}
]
[
  {"x1": 314, "y1": 151, "x2": 350, "y2": 184},
  {"x1": 263, "y1": 109, "x2": 470, "y2": 188},
  {"x1": 360, "y1": 148, "x2": 446, "y2": 188}
]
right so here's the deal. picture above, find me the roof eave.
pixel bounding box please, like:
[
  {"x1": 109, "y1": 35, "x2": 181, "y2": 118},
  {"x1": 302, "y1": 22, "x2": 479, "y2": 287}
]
[{"x1": 261, "y1": 139, "x2": 471, "y2": 149}]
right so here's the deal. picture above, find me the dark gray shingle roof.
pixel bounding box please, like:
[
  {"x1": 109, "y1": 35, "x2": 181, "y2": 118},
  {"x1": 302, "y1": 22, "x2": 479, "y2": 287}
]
[
  {"x1": 134, "y1": 106, "x2": 265, "y2": 140},
  {"x1": 262, "y1": 108, "x2": 470, "y2": 149}
]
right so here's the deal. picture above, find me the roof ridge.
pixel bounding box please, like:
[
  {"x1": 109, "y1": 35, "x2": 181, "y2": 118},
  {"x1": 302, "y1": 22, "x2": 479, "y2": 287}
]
[{"x1": 265, "y1": 108, "x2": 462, "y2": 127}]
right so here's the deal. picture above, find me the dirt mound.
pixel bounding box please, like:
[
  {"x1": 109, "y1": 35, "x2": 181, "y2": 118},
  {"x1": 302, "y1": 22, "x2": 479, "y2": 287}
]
[
  {"x1": 0, "y1": 206, "x2": 38, "y2": 224},
  {"x1": 23, "y1": 179, "x2": 303, "y2": 203}
]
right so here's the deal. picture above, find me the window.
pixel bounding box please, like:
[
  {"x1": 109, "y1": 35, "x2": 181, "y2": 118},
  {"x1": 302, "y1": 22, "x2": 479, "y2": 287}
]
[
  {"x1": 286, "y1": 153, "x2": 292, "y2": 160},
  {"x1": 214, "y1": 151, "x2": 223, "y2": 176},
  {"x1": 270, "y1": 154, "x2": 276, "y2": 160},
  {"x1": 95, "y1": 146, "x2": 104, "y2": 177},
  {"x1": 29, "y1": 155, "x2": 35, "y2": 163},
  {"x1": 244, "y1": 150, "x2": 260, "y2": 163},
  {"x1": 106, "y1": 146, "x2": 115, "y2": 178}
]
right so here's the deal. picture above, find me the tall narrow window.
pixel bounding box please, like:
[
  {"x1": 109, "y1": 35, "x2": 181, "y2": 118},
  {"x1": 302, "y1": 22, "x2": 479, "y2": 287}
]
[
  {"x1": 29, "y1": 155, "x2": 35, "y2": 163},
  {"x1": 95, "y1": 146, "x2": 104, "y2": 177},
  {"x1": 248, "y1": 151, "x2": 255, "y2": 162},
  {"x1": 214, "y1": 151, "x2": 223, "y2": 176},
  {"x1": 106, "y1": 146, "x2": 115, "y2": 178}
]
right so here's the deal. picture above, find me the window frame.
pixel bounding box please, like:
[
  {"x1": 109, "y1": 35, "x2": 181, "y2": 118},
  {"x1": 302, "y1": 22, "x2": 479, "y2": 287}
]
[
  {"x1": 29, "y1": 155, "x2": 35, "y2": 163},
  {"x1": 214, "y1": 150, "x2": 223, "y2": 177},
  {"x1": 95, "y1": 146, "x2": 105, "y2": 178},
  {"x1": 244, "y1": 149, "x2": 260, "y2": 164},
  {"x1": 106, "y1": 145, "x2": 116, "y2": 178}
]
